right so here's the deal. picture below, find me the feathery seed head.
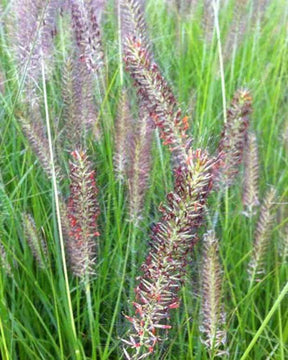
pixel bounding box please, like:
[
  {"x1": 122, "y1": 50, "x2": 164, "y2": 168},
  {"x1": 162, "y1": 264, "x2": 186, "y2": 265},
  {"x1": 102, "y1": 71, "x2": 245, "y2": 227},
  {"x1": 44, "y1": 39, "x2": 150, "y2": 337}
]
[
  {"x1": 0, "y1": 243, "x2": 12, "y2": 276},
  {"x1": 128, "y1": 109, "x2": 153, "y2": 225},
  {"x1": 61, "y1": 55, "x2": 97, "y2": 148},
  {"x1": 120, "y1": 0, "x2": 149, "y2": 50},
  {"x1": 200, "y1": 230, "x2": 227, "y2": 357},
  {"x1": 217, "y1": 88, "x2": 252, "y2": 186},
  {"x1": 123, "y1": 149, "x2": 218, "y2": 359},
  {"x1": 66, "y1": 149, "x2": 100, "y2": 278},
  {"x1": 248, "y1": 187, "x2": 277, "y2": 281},
  {"x1": 114, "y1": 90, "x2": 134, "y2": 181},
  {"x1": 242, "y1": 132, "x2": 260, "y2": 217},
  {"x1": 70, "y1": 0, "x2": 104, "y2": 74},
  {"x1": 18, "y1": 113, "x2": 62, "y2": 180},
  {"x1": 124, "y1": 37, "x2": 189, "y2": 169},
  {"x1": 23, "y1": 213, "x2": 48, "y2": 269}
]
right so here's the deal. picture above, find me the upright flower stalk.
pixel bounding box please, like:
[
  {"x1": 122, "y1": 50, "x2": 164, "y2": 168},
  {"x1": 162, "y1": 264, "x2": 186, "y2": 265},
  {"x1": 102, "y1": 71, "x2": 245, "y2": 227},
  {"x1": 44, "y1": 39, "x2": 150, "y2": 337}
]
[
  {"x1": 120, "y1": 0, "x2": 149, "y2": 50},
  {"x1": 12, "y1": 0, "x2": 59, "y2": 100},
  {"x1": 61, "y1": 56, "x2": 97, "y2": 147},
  {"x1": 248, "y1": 187, "x2": 276, "y2": 282},
  {"x1": 18, "y1": 112, "x2": 62, "y2": 180},
  {"x1": 114, "y1": 90, "x2": 133, "y2": 181},
  {"x1": 123, "y1": 150, "x2": 217, "y2": 359},
  {"x1": 242, "y1": 132, "x2": 260, "y2": 217},
  {"x1": 121, "y1": 0, "x2": 190, "y2": 169},
  {"x1": 124, "y1": 37, "x2": 189, "y2": 169},
  {"x1": 23, "y1": 213, "x2": 48, "y2": 269},
  {"x1": 200, "y1": 230, "x2": 227, "y2": 357},
  {"x1": 70, "y1": 0, "x2": 104, "y2": 74},
  {"x1": 66, "y1": 149, "x2": 100, "y2": 278},
  {"x1": 217, "y1": 89, "x2": 252, "y2": 186},
  {"x1": 0, "y1": 243, "x2": 11, "y2": 276},
  {"x1": 128, "y1": 108, "x2": 153, "y2": 224}
]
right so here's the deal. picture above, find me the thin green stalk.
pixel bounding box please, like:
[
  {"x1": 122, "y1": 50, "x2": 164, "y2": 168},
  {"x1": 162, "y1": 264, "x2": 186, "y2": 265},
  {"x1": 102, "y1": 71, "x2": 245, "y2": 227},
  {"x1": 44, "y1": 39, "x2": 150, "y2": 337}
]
[
  {"x1": 85, "y1": 280, "x2": 97, "y2": 360},
  {"x1": 0, "y1": 276, "x2": 9, "y2": 360},
  {"x1": 41, "y1": 57, "x2": 81, "y2": 359},
  {"x1": 117, "y1": 0, "x2": 124, "y2": 86},
  {"x1": 275, "y1": 257, "x2": 285, "y2": 360},
  {"x1": 213, "y1": 0, "x2": 227, "y2": 124},
  {"x1": 102, "y1": 224, "x2": 132, "y2": 359},
  {"x1": 240, "y1": 280, "x2": 288, "y2": 360}
]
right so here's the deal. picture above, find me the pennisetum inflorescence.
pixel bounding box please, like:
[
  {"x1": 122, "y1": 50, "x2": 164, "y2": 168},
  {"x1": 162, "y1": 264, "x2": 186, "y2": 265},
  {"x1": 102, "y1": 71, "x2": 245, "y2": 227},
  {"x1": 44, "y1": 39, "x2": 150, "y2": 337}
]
[
  {"x1": 66, "y1": 149, "x2": 100, "y2": 278},
  {"x1": 200, "y1": 230, "x2": 227, "y2": 357}
]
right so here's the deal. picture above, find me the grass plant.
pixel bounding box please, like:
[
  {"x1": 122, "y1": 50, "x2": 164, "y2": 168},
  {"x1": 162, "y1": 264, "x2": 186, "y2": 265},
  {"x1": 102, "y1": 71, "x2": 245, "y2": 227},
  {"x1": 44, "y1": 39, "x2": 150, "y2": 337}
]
[{"x1": 0, "y1": 0, "x2": 287, "y2": 359}]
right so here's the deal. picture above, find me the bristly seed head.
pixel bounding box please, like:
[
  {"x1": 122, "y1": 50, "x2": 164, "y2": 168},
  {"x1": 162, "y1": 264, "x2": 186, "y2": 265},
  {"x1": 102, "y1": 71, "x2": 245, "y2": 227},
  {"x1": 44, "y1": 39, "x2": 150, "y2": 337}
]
[
  {"x1": 23, "y1": 213, "x2": 48, "y2": 269},
  {"x1": 216, "y1": 88, "x2": 252, "y2": 187},
  {"x1": 242, "y1": 132, "x2": 260, "y2": 217},
  {"x1": 123, "y1": 150, "x2": 218, "y2": 359},
  {"x1": 66, "y1": 149, "x2": 100, "y2": 278},
  {"x1": 200, "y1": 230, "x2": 228, "y2": 357},
  {"x1": 248, "y1": 187, "x2": 277, "y2": 282}
]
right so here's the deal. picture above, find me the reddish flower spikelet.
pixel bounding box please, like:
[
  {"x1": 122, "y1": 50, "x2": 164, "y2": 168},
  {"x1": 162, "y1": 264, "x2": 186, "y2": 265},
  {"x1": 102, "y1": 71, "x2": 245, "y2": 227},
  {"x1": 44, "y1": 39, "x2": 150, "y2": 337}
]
[
  {"x1": 120, "y1": 0, "x2": 150, "y2": 52},
  {"x1": 124, "y1": 37, "x2": 189, "y2": 169},
  {"x1": 66, "y1": 149, "x2": 100, "y2": 278},
  {"x1": 123, "y1": 150, "x2": 218, "y2": 359},
  {"x1": 70, "y1": 0, "x2": 104, "y2": 74},
  {"x1": 121, "y1": 0, "x2": 190, "y2": 169},
  {"x1": 216, "y1": 89, "x2": 252, "y2": 186}
]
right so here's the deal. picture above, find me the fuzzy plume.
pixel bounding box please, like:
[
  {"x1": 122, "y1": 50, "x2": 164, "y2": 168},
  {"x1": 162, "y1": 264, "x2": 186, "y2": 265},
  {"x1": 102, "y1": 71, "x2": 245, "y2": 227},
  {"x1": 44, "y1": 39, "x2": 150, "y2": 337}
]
[
  {"x1": 122, "y1": 0, "x2": 190, "y2": 169},
  {"x1": 0, "y1": 243, "x2": 11, "y2": 276},
  {"x1": 200, "y1": 230, "x2": 227, "y2": 357},
  {"x1": 242, "y1": 132, "x2": 260, "y2": 217},
  {"x1": 122, "y1": 150, "x2": 217, "y2": 359},
  {"x1": 11, "y1": 0, "x2": 60, "y2": 100},
  {"x1": 70, "y1": 0, "x2": 104, "y2": 74},
  {"x1": 120, "y1": 0, "x2": 149, "y2": 49},
  {"x1": 279, "y1": 224, "x2": 288, "y2": 264},
  {"x1": 202, "y1": 0, "x2": 215, "y2": 43},
  {"x1": 23, "y1": 213, "x2": 48, "y2": 269},
  {"x1": 248, "y1": 188, "x2": 276, "y2": 282},
  {"x1": 18, "y1": 111, "x2": 62, "y2": 180},
  {"x1": 66, "y1": 149, "x2": 100, "y2": 278},
  {"x1": 128, "y1": 107, "x2": 153, "y2": 225},
  {"x1": 223, "y1": 0, "x2": 249, "y2": 60},
  {"x1": 124, "y1": 37, "x2": 189, "y2": 169},
  {"x1": 114, "y1": 90, "x2": 133, "y2": 181},
  {"x1": 216, "y1": 89, "x2": 252, "y2": 186},
  {"x1": 61, "y1": 56, "x2": 97, "y2": 147}
]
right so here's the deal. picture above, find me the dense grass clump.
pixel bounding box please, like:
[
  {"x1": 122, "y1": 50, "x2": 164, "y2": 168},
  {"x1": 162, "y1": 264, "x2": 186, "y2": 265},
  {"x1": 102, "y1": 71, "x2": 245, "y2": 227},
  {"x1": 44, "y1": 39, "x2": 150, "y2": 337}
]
[{"x1": 0, "y1": 0, "x2": 287, "y2": 359}]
